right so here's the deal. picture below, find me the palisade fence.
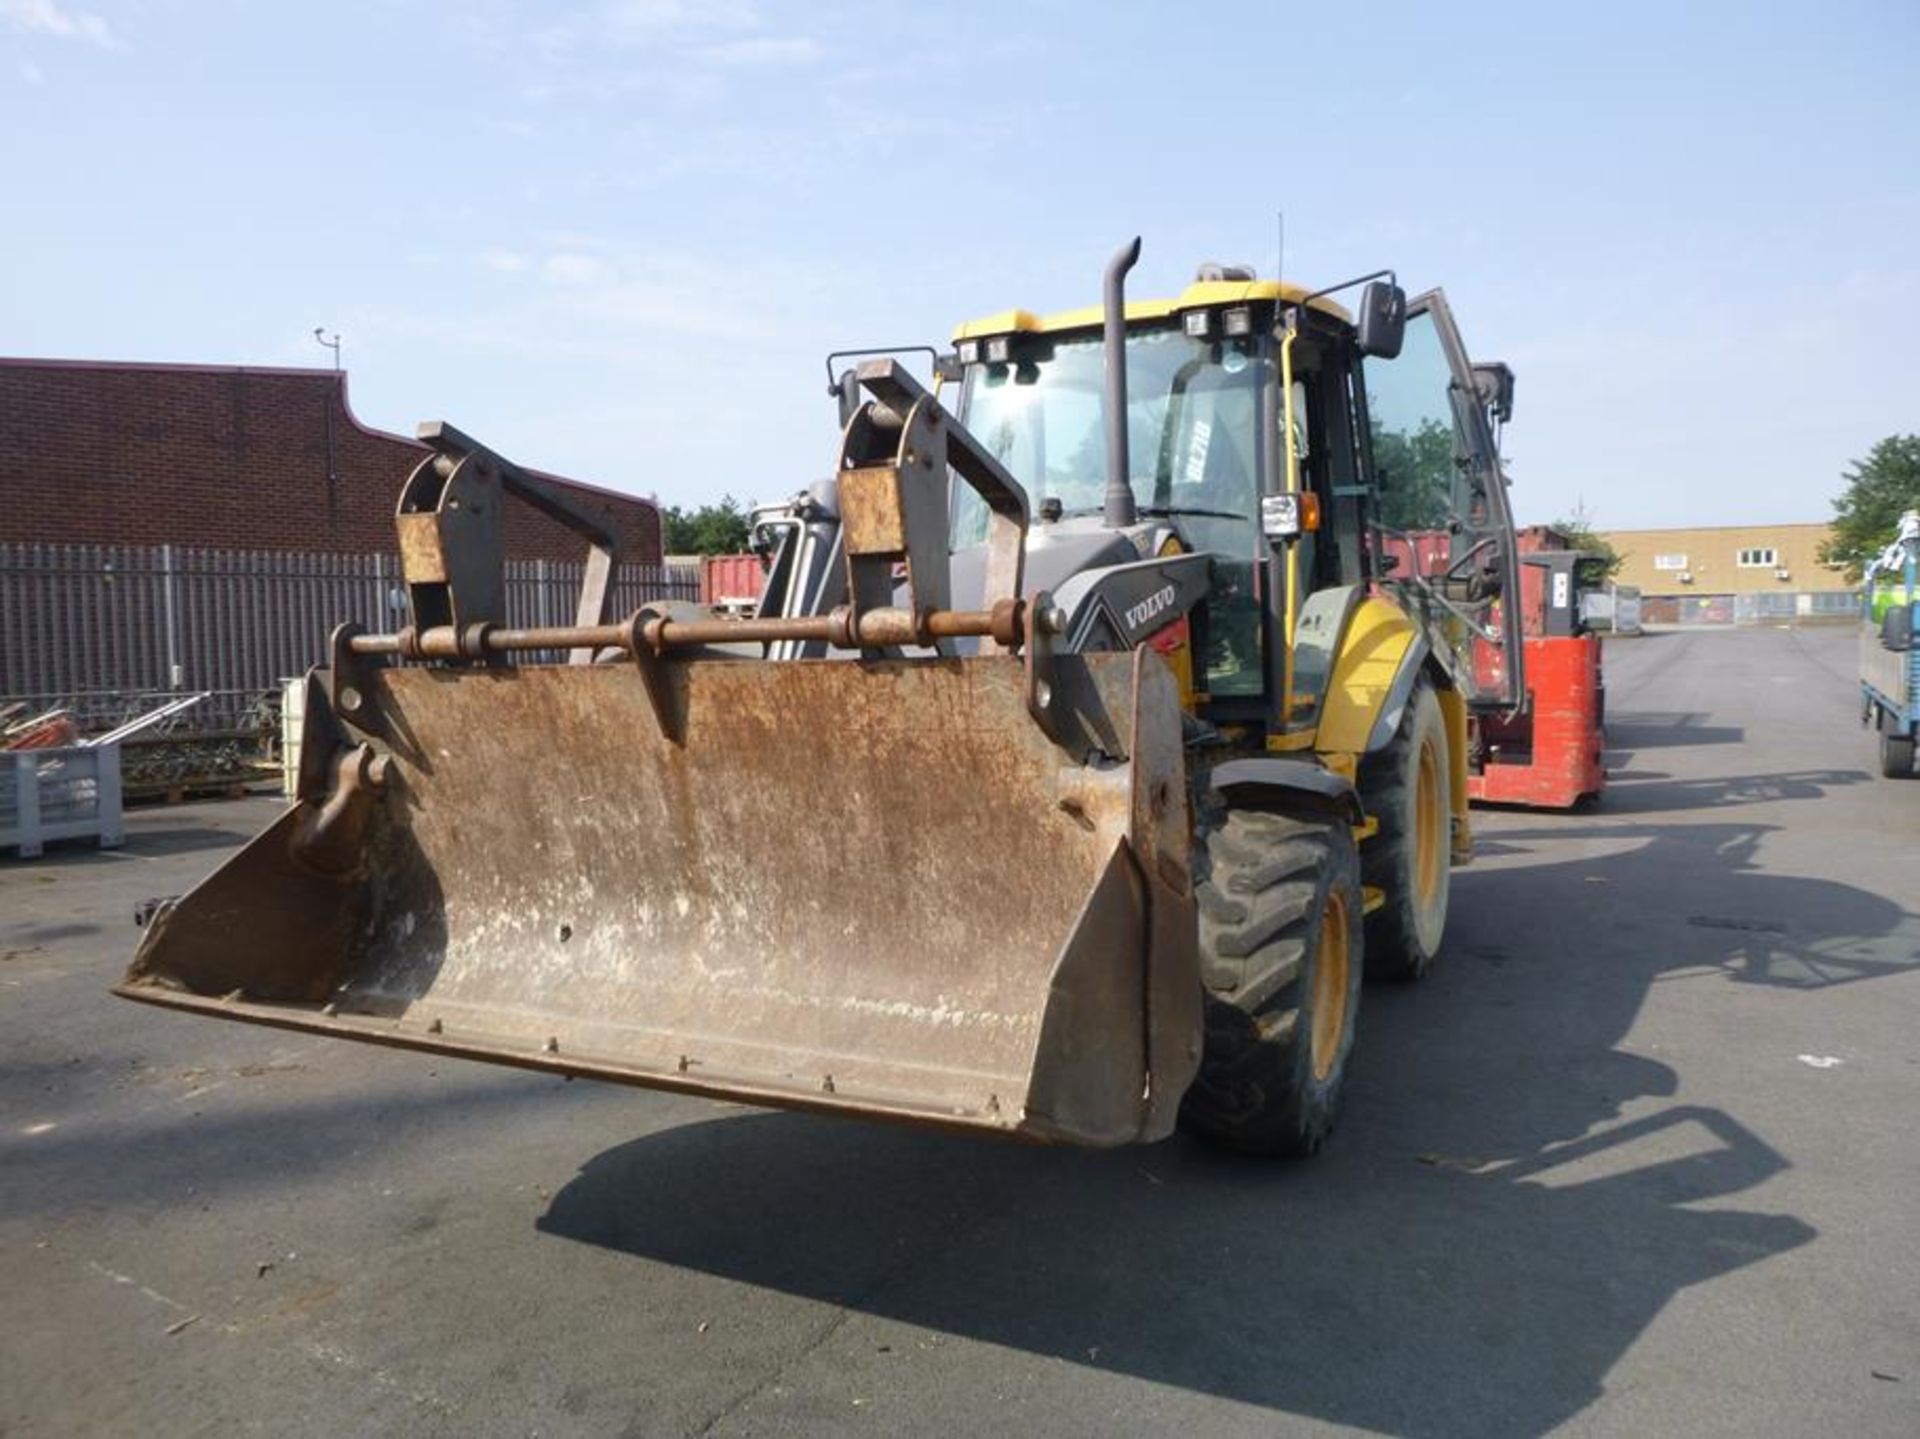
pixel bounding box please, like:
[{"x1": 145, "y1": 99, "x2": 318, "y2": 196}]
[
  {"x1": 1636, "y1": 590, "x2": 1862, "y2": 628},
  {"x1": 1, "y1": 543, "x2": 702, "y2": 735}
]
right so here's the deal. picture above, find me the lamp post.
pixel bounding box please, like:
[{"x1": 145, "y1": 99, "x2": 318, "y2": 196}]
[
  {"x1": 312, "y1": 328, "x2": 342, "y2": 517},
  {"x1": 312, "y1": 327, "x2": 341, "y2": 371}
]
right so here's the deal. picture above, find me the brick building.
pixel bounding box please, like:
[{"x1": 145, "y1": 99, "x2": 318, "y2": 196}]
[
  {"x1": 1599, "y1": 522, "x2": 1856, "y2": 624},
  {"x1": 0, "y1": 357, "x2": 662, "y2": 563}
]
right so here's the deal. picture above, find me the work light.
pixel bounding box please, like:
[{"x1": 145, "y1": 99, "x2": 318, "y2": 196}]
[
  {"x1": 1262, "y1": 494, "x2": 1300, "y2": 539},
  {"x1": 1262, "y1": 493, "x2": 1321, "y2": 540}
]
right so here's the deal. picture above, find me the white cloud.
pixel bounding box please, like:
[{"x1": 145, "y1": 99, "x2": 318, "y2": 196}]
[
  {"x1": 2, "y1": 0, "x2": 117, "y2": 48},
  {"x1": 533, "y1": 249, "x2": 768, "y2": 339},
  {"x1": 444, "y1": 242, "x2": 837, "y2": 348},
  {"x1": 540, "y1": 252, "x2": 617, "y2": 287},
  {"x1": 507, "y1": 0, "x2": 822, "y2": 89},
  {"x1": 600, "y1": 0, "x2": 760, "y2": 35},
  {"x1": 700, "y1": 35, "x2": 821, "y2": 67},
  {"x1": 539, "y1": 230, "x2": 618, "y2": 251}
]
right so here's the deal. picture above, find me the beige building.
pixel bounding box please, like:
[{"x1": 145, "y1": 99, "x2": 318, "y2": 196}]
[{"x1": 1598, "y1": 522, "x2": 1855, "y2": 623}]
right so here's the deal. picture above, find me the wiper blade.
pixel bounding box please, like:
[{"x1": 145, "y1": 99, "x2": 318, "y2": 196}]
[{"x1": 1138, "y1": 506, "x2": 1250, "y2": 523}]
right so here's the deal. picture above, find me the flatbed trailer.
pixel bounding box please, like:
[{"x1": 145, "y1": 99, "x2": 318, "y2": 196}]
[{"x1": 1860, "y1": 510, "x2": 1918, "y2": 779}]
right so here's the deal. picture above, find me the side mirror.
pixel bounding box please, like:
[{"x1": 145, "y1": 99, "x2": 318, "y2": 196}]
[
  {"x1": 1473, "y1": 361, "x2": 1516, "y2": 425},
  {"x1": 1883, "y1": 603, "x2": 1915, "y2": 653},
  {"x1": 1355, "y1": 281, "x2": 1406, "y2": 359},
  {"x1": 832, "y1": 368, "x2": 861, "y2": 430}
]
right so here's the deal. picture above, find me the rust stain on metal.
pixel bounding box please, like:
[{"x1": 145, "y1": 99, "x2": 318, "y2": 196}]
[
  {"x1": 837, "y1": 465, "x2": 907, "y2": 556},
  {"x1": 394, "y1": 514, "x2": 447, "y2": 583},
  {"x1": 117, "y1": 650, "x2": 1199, "y2": 1146}
]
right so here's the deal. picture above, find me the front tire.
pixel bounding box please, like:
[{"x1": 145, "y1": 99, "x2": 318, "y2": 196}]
[
  {"x1": 1883, "y1": 731, "x2": 1917, "y2": 779},
  {"x1": 1179, "y1": 804, "x2": 1364, "y2": 1157},
  {"x1": 1359, "y1": 679, "x2": 1451, "y2": 981}
]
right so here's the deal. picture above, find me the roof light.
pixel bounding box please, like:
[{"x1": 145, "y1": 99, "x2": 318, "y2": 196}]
[
  {"x1": 1222, "y1": 307, "x2": 1253, "y2": 337},
  {"x1": 957, "y1": 339, "x2": 981, "y2": 365},
  {"x1": 1182, "y1": 310, "x2": 1213, "y2": 339},
  {"x1": 985, "y1": 336, "x2": 1012, "y2": 365}
]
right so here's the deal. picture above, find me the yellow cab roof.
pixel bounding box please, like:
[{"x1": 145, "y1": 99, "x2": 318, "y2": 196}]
[{"x1": 953, "y1": 278, "x2": 1351, "y2": 341}]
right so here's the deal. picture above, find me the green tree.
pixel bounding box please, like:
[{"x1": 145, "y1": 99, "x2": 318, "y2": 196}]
[
  {"x1": 1550, "y1": 516, "x2": 1625, "y2": 587},
  {"x1": 662, "y1": 496, "x2": 752, "y2": 555},
  {"x1": 1371, "y1": 417, "x2": 1456, "y2": 532},
  {"x1": 1819, "y1": 435, "x2": 1920, "y2": 580}
]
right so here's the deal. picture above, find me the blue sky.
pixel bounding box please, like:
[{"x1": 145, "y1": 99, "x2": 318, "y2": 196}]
[{"x1": 3, "y1": 0, "x2": 1915, "y2": 529}]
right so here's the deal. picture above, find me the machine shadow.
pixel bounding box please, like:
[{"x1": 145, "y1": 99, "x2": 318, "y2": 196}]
[
  {"x1": 1604, "y1": 710, "x2": 1745, "y2": 751},
  {"x1": 3, "y1": 920, "x2": 100, "y2": 945},
  {"x1": 535, "y1": 811, "x2": 1918, "y2": 1434},
  {"x1": 541, "y1": 1107, "x2": 1804, "y2": 1437},
  {"x1": 8, "y1": 822, "x2": 260, "y2": 869},
  {"x1": 1596, "y1": 767, "x2": 1872, "y2": 813},
  {"x1": 0, "y1": 1069, "x2": 579, "y2": 1223}
]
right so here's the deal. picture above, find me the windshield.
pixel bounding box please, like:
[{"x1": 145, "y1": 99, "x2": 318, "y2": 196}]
[{"x1": 951, "y1": 327, "x2": 1270, "y2": 547}]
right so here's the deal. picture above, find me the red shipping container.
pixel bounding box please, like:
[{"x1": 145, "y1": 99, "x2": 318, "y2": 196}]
[{"x1": 701, "y1": 554, "x2": 765, "y2": 608}]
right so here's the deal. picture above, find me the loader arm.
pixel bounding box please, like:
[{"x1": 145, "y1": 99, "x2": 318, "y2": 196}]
[
  {"x1": 118, "y1": 386, "x2": 1203, "y2": 1147},
  {"x1": 398, "y1": 421, "x2": 623, "y2": 664}
]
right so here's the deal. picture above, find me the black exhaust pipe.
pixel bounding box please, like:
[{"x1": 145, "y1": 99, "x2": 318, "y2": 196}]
[{"x1": 1103, "y1": 236, "x2": 1142, "y2": 529}]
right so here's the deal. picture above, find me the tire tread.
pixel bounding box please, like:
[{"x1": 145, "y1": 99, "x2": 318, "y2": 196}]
[{"x1": 1180, "y1": 799, "x2": 1363, "y2": 1156}]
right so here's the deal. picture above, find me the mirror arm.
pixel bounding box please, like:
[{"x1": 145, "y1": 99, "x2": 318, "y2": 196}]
[{"x1": 1298, "y1": 268, "x2": 1398, "y2": 308}]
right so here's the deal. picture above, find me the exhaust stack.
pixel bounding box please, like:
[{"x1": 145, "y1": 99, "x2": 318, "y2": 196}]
[{"x1": 1102, "y1": 237, "x2": 1142, "y2": 529}]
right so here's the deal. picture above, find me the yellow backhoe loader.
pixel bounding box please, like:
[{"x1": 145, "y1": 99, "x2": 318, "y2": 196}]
[{"x1": 118, "y1": 241, "x2": 1524, "y2": 1155}]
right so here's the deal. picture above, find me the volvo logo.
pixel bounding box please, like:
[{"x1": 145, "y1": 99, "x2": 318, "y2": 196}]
[{"x1": 1124, "y1": 584, "x2": 1178, "y2": 633}]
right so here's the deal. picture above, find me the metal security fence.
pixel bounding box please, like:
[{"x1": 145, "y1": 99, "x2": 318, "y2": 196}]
[
  {"x1": 1637, "y1": 590, "x2": 1862, "y2": 628},
  {"x1": 1, "y1": 543, "x2": 701, "y2": 733},
  {"x1": 1581, "y1": 583, "x2": 1643, "y2": 635}
]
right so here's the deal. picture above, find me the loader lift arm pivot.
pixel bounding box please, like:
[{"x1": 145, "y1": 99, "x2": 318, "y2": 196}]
[
  {"x1": 834, "y1": 359, "x2": 1030, "y2": 651},
  {"x1": 395, "y1": 420, "x2": 623, "y2": 665}
]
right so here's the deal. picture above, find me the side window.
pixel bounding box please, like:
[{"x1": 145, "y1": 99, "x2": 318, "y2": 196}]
[
  {"x1": 1362, "y1": 299, "x2": 1524, "y2": 711},
  {"x1": 1364, "y1": 310, "x2": 1459, "y2": 556}
]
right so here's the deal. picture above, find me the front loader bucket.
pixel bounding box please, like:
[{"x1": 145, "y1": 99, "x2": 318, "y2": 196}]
[{"x1": 118, "y1": 651, "x2": 1201, "y2": 1146}]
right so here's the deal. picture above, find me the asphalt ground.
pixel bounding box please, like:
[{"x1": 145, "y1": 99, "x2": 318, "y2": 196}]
[{"x1": 3, "y1": 625, "x2": 1917, "y2": 1437}]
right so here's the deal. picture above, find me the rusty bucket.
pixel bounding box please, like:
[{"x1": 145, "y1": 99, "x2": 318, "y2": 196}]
[{"x1": 118, "y1": 649, "x2": 1201, "y2": 1146}]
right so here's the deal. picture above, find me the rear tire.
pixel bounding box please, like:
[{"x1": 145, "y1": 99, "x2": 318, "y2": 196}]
[
  {"x1": 1359, "y1": 679, "x2": 1451, "y2": 981},
  {"x1": 1179, "y1": 803, "x2": 1364, "y2": 1157},
  {"x1": 1883, "y1": 732, "x2": 1917, "y2": 779}
]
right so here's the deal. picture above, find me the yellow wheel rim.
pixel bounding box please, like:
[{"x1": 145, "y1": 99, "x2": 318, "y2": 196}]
[
  {"x1": 1414, "y1": 735, "x2": 1443, "y2": 908},
  {"x1": 1310, "y1": 887, "x2": 1352, "y2": 1082}
]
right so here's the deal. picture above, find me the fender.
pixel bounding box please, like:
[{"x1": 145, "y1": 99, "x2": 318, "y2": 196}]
[
  {"x1": 1365, "y1": 633, "x2": 1433, "y2": 752},
  {"x1": 1315, "y1": 595, "x2": 1431, "y2": 756},
  {"x1": 1207, "y1": 756, "x2": 1362, "y2": 823}
]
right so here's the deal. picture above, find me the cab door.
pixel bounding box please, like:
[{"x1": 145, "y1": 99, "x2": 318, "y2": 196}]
[{"x1": 1360, "y1": 288, "x2": 1524, "y2": 711}]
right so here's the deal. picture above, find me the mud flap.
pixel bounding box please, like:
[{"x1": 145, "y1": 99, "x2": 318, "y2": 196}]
[{"x1": 118, "y1": 650, "x2": 1201, "y2": 1146}]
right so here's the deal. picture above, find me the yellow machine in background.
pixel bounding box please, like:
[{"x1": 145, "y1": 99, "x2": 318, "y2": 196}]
[{"x1": 120, "y1": 240, "x2": 1524, "y2": 1156}]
